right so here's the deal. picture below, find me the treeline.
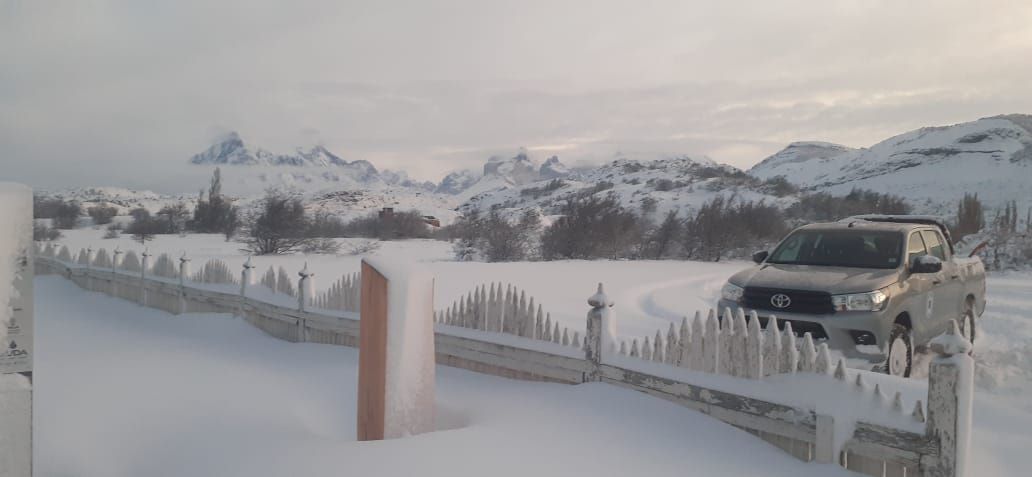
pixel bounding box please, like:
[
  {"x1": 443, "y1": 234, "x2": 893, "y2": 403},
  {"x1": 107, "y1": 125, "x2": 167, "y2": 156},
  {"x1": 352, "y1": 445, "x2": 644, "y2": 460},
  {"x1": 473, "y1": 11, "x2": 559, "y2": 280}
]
[
  {"x1": 951, "y1": 193, "x2": 1032, "y2": 270},
  {"x1": 242, "y1": 191, "x2": 431, "y2": 255},
  {"x1": 446, "y1": 188, "x2": 912, "y2": 263},
  {"x1": 31, "y1": 169, "x2": 433, "y2": 254}
]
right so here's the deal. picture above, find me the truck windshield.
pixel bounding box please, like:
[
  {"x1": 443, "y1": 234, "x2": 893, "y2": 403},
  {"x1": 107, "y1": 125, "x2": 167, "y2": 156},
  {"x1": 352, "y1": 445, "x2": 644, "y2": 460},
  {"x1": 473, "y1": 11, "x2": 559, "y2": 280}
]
[{"x1": 767, "y1": 230, "x2": 904, "y2": 269}]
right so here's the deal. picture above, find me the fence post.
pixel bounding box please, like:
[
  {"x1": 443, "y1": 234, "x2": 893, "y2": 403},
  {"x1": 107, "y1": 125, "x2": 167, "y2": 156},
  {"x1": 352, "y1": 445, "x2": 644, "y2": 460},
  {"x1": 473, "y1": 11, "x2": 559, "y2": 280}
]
[
  {"x1": 297, "y1": 263, "x2": 313, "y2": 342},
  {"x1": 0, "y1": 183, "x2": 34, "y2": 477},
  {"x1": 585, "y1": 283, "x2": 612, "y2": 382},
  {"x1": 356, "y1": 258, "x2": 435, "y2": 441},
  {"x1": 85, "y1": 246, "x2": 93, "y2": 290},
  {"x1": 111, "y1": 247, "x2": 123, "y2": 297},
  {"x1": 240, "y1": 256, "x2": 254, "y2": 297},
  {"x1": 140, "y1": 248, "x2": 150, "y2": 307},
  {"x1": 926, "y1": 320, "x2": 973, "y2": 477},
  {"x1": 178, "y1": 253, "x2": 190, "y2": 315}
]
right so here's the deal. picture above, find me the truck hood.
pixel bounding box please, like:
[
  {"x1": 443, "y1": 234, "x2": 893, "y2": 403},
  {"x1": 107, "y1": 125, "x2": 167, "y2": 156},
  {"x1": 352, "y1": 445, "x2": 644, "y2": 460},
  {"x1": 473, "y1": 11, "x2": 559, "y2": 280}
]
[{"x1": 728, "y1": 264, "x2": 901, "y2": 294}]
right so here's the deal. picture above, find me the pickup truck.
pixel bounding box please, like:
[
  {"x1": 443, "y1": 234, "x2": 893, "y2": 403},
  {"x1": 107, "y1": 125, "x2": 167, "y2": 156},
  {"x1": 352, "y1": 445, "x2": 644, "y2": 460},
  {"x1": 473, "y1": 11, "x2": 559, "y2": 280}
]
[{"x1": 717, "y1": 215, "x2": 986, "y2": 377}]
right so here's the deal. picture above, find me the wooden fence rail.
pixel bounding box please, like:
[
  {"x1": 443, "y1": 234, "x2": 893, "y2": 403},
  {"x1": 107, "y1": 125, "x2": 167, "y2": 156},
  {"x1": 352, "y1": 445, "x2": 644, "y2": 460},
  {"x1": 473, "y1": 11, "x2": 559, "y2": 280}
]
[{"x1": 33, "y1": 243, "x2": 972, "y2": 477}]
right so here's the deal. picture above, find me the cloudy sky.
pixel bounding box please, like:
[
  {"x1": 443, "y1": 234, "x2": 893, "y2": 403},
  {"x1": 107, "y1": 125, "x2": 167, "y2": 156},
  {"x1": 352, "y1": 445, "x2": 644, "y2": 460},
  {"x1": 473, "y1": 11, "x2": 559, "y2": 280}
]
[{"x1": 2, "y1": 0, "x2": 1031, "y2": 193}]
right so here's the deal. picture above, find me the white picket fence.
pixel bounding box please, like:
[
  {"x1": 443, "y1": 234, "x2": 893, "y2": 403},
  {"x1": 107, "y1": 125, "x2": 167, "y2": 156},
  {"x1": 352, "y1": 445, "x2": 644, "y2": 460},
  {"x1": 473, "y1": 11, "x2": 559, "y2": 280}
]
[
  {"x1": 312, "y1": 271, "x2": 361, "y2": 313},
  {"x1": 33, "y1": 241, "x2": 972, "y2": 477},
  {"x1": 619, "y1": 308, "x2": 827, "y2": 379},
  {"x1": 434, "y1": 283, "x2": 583, "y2": 351}
]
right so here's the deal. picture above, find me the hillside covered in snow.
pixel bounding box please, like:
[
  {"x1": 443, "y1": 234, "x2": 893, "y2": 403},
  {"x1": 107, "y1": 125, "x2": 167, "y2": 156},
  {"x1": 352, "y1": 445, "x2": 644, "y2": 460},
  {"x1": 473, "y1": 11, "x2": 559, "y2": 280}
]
[
  {"x1": 34, "y1": 114, "x2": 1032, "y2": 227},
  {"x1": 750, "y1": 115, "x2": 1032, "y2": 214}
]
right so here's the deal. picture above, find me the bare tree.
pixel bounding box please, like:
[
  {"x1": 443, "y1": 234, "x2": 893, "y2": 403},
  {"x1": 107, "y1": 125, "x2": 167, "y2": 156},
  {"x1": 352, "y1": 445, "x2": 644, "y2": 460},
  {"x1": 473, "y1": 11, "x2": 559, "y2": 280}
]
[
  {"x1": 87, "y1": 205, "x2": 118, "y2": 225},
  {"x1": 243, "y1": 191, "x2": 311, "y2": 255},
  {"x1": 642, "y1": 210, "x2": 683, "y2": 259},
  {"x1": 540, "y1": 196, "x2": 644, "y2": 260},
  {"x1": 955, "y1": 193, "x2": 984, "y2": 237}
]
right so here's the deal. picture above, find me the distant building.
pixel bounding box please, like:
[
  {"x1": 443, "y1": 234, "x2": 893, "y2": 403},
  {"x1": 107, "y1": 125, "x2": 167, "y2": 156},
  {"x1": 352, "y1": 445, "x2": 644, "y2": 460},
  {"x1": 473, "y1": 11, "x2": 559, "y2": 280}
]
[{"x1": 422, "y1": 216, "x2": 441, "y2": 228}]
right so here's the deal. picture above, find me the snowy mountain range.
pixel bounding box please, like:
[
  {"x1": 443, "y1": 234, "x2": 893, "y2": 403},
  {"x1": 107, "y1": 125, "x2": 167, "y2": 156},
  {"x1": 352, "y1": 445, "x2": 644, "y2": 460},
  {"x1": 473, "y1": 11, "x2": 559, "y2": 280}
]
[
  {"x1": 750, "y1": 114, "x2": 1032, "y2": 213},
  {"x1": 39, "y1": 114, "x2": 1032, "y2": 225}
]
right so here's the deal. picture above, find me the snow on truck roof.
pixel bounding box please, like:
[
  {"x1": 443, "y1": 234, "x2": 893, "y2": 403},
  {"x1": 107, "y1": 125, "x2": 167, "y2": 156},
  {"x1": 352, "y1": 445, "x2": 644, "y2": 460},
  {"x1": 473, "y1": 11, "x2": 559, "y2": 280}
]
[
  {"x1": 800, "y1": 214, "x2": 957, "y2": 253},
  {"x1": 798, "y1": 221, "x2": 919, "y2": 232}
]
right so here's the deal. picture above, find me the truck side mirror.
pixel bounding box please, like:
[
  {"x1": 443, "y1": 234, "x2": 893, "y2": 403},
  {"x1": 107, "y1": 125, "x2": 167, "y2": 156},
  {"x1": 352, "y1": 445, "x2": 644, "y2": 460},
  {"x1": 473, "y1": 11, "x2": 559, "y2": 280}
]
[
  {"x1": 752, "y1": 250, "x2": 769, "y2": 264},
  {"x1": 911, "y1": 255, "x2": 942, "y2": 274}
]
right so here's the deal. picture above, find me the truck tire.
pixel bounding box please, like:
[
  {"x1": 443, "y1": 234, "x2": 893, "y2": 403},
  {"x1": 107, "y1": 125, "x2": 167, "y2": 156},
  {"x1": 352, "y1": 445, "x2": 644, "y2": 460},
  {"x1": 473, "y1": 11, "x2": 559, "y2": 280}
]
[
  {"x1": 960, "y1": 299, "x2": 977, "y2": 346},
  {"x1": 886, "y1": 324, "x2": 912, "y2": 378}
]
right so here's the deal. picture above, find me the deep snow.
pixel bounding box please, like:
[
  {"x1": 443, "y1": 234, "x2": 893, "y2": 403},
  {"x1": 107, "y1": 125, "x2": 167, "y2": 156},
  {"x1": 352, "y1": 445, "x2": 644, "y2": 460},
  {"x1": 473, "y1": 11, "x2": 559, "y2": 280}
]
[
  {"x1": 27, "y1": 232, "x2": 1032, "y2": 474},
  {"x1": 33, "y1": 276, "x2": 855, "y2": 477}
]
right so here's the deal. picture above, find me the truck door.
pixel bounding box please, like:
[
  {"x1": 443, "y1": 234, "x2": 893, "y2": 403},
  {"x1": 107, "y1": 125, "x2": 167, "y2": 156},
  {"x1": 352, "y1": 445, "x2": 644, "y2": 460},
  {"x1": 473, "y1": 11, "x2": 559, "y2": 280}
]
[
  {"x1": 905, "y1": 232, "x2": 937, "y2": 344},
  {"x1": 922, "y1": 229, "x2": 961, "y2": 333}
]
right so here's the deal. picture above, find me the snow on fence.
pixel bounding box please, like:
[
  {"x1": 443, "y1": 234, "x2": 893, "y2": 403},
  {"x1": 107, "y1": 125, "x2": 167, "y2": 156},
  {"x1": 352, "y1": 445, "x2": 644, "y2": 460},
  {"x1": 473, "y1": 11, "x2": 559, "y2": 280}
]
[
  {"x1": 434, "y1": 283, "x2": 583, "y2": 351},
  {"x1": 33, "y1": 245, "x2": 974, "y2": 477},
  {"x1": 151, "y1": 253, "x2": 178, "y2": 279},
  {"x1": 257, "y1": 265, "x2": 298, "y2": 298},
  {"x1": 191, "y1": 258, "x2": 237, "y2": 285},
  {"x1": 616, "y1": 307, "x2": 835, "y2": 380},
  {"x1": 312, "y1": 271, "x2": 361, "y2": 313}
]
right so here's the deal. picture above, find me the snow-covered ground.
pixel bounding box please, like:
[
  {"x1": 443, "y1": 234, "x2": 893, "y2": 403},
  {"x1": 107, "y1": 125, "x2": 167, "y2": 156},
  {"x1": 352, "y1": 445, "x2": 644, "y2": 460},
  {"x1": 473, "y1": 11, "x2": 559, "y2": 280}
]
[
  {"x1": 32, "y1": 227, "x2": 1032, "y2": 475},
  {"x1": 33, "y1": 275, "x2": 852, "y2": 477},
  {"x1": 51, "y1": 228, "x2": 739, "y2": 340}
]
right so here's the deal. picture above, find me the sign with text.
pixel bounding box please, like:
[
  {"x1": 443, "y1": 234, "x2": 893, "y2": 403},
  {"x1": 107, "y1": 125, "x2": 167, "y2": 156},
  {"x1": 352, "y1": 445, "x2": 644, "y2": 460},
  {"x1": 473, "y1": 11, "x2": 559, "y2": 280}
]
[{"x1": 1, "y1": 246, "x2": 33, "y2": 376}]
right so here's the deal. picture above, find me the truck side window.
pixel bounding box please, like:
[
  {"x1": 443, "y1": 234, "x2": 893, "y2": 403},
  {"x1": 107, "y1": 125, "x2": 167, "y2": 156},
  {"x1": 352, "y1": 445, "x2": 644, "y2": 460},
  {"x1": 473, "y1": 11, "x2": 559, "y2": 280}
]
[
  {"x1": 921, "y1": 230, "x2": 946, "y2": 261},
  {"x1": 907, "y1": 232, "x2": 927, "y2": 266}
]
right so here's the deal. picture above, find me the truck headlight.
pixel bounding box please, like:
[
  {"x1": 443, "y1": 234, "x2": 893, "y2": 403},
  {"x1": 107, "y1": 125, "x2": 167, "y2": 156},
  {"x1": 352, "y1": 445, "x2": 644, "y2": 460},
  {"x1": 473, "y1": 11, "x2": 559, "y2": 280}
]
[
  {"x1": 832, "y1": 289, "x2": 888, "y2": 312},
  {"x1": 721, "y1": 282, "x2": 744, "y2": 302}
]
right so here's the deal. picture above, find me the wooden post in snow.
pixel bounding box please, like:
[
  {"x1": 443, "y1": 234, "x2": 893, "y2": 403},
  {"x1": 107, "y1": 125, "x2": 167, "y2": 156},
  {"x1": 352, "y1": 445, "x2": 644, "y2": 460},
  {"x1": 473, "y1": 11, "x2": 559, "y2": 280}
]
[
  {"x1": 926, "y1": 320, "x2": 974, "y2": 477},
  {"x1": 356, "y1": 258, "x2": 435, "y2": 441},
  {"x1": 585, "y1": 283, "x2": 612, "y2": 382}
]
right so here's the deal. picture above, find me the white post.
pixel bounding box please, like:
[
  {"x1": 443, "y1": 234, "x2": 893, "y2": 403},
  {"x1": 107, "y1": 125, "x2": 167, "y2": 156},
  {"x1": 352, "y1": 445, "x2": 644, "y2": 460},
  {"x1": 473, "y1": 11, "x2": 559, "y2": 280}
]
[
  {"x1": 178, "y1": 253, "x2": 190, "y2": 315},
  {"x1": 112, "y1": 246, "x2": 123, "y2": 272},
  {"x1": 240, "y1": 256, "x2": 254, "y2": 298},
  {"x1": 111, "y1": 247, "x2": 123, "y2": 297},
  {"x1": 926, "y1": 321, "x2": 974, "y2": 477},
  {"x1": 140, "y1": 249, "x2": 151, "y2": 307},
  {"x1": 1, "y1": 182, "x2": 34, "y2": 477},
  {"x1": 585, "y1": 283, "x2": 613, "y2": 382},
  {"x1": 84, "y1": 246, "x2": 93, "y2": 290},
  {"x1": 297, "y1": 263, "x2": 313, "y2": 342}
]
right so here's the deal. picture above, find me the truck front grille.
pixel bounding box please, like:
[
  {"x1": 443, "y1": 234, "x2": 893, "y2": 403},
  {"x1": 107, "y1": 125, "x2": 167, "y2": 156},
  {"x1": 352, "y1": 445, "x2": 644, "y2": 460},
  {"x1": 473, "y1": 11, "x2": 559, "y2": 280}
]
[{"x1": 742, "y1": 287, "x2": 835, "y2": 315}]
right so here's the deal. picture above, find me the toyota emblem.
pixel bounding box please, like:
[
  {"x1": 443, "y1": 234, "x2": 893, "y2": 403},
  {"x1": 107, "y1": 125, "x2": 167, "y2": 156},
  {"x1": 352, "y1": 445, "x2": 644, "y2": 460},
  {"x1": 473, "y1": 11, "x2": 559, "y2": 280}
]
[{"x1": 770, "y1": 293, "x2": 791, "y2": 309}]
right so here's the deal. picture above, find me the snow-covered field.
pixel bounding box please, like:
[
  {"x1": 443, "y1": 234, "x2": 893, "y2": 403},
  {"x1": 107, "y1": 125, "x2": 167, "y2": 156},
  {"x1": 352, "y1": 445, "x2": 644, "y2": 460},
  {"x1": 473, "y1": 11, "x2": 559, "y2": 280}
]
[
  {"x1": 34, "y1": 275, "x2": 850, "y2": 477},
  {"x1": 33, "y1": 228, "x2": 1032, "y2": 475},
  {"x1": 52, "y1": 228, "x2": 740, "y2": 340}
]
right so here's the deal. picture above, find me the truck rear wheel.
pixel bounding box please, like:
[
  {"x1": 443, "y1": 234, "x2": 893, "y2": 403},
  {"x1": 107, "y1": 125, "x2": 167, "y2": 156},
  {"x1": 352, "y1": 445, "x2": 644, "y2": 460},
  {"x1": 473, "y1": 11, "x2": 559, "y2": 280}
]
[
  {"x1": 959, "y1": 300, "x2": 977, "y2": 346},
  {"x1": 886, "y1": 324, "x2": 912, "y2": 378}
]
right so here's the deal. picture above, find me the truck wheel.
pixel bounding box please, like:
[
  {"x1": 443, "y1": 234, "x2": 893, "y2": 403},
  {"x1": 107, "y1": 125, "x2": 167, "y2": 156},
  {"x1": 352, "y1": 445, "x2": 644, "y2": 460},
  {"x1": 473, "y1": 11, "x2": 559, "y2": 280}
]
[
  {"x1": 886, "y1": 324, "x2": 912, "y2": 378},
  {"x1": 959, "y1": 300, "x2": 977, "y2": 345}
]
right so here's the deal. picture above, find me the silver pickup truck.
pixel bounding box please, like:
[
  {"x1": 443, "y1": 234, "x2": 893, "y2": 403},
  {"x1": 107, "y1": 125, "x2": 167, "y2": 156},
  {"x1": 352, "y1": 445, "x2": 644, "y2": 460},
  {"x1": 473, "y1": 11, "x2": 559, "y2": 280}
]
[{"x1": 718, "y1": 215, "x2": 986, "y2": 377}]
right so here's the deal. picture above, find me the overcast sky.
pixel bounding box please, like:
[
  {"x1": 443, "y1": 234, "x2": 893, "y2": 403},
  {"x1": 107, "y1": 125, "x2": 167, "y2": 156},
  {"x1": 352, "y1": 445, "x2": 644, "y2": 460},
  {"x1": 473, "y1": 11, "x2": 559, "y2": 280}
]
[{"x1": 2, "y1": 0, "x2": 1031, "y2": 193}]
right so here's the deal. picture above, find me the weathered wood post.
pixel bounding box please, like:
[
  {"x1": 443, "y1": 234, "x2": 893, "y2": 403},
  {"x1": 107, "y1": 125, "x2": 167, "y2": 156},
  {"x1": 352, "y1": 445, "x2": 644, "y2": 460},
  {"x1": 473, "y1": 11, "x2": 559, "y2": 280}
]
[
  {"x1": 1, "y1": 182, "x2": 34, "y2": 476},
  {"x1": 357, "y1": 258, "x2": 435, "y2": 441},
  {"x1": 177, "y1": 253, "x2": 190, "y2": 315},
  {"x1": 585, "y1": 283, "x2": 613, "y2": 382},
  {"x1": 926, "y1": 320, "x2": 974, "y2": 477},
  {"x1": 297, "y1": 263, "x2": 313, "y2": 342}
]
